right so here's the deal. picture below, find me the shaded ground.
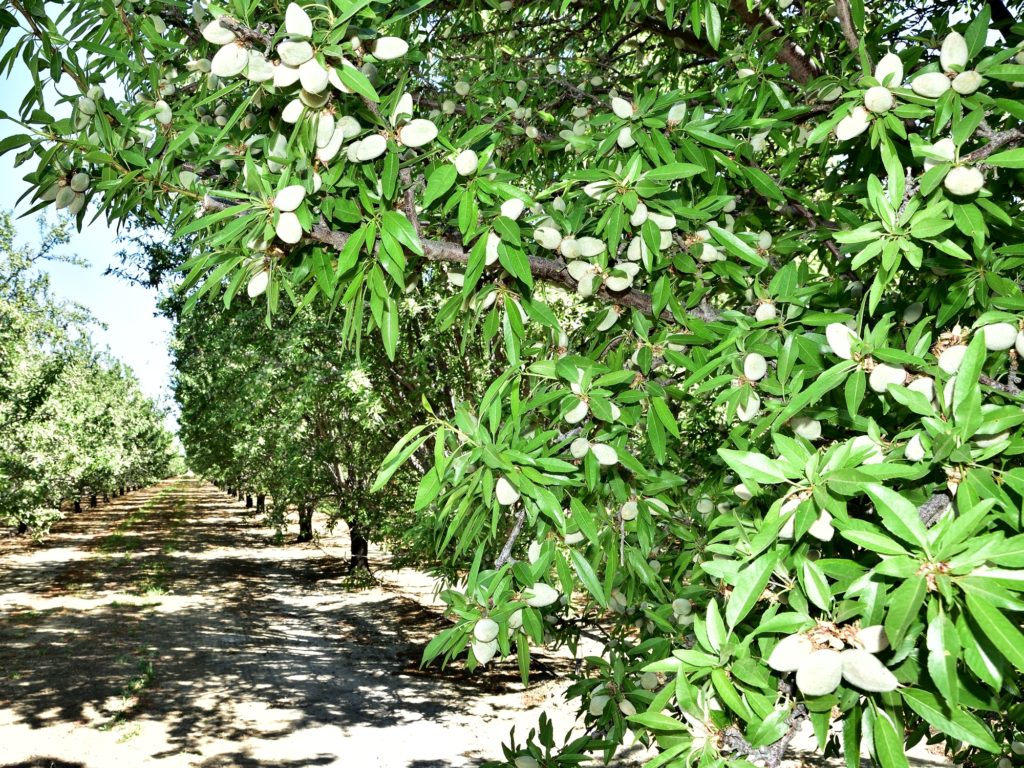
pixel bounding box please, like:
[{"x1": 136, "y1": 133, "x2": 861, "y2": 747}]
[{"x1": 0, "y1": 478, "x2": 607, "y2": 768}]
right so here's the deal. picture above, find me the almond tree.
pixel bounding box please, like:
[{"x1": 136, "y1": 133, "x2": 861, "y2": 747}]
[
  {"x1": 4, "y1": 1, "x2": 1024, "y2": 765},
  {"x1": 171, "y1": 281, "x2": 489, "y2": 565},
  {"x1": 0, "y1": 211, "x2": 175, "y2": 531}
]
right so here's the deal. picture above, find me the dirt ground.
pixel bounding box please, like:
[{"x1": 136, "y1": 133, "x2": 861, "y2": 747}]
[
  {"x1": 0, "y1": 478, "x2": 953, "y2": 768},
  {"x1": 0, "y1": 478, "x2": 645, "y2": 768}
]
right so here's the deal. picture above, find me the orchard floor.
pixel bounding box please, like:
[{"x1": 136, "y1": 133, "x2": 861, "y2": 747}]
[
  {"x1": 0, "y1": 479, "x2": 951, "y2": 768},
  {"x1": 0, "y1": 478, "x2": 639, "y2": 768}
]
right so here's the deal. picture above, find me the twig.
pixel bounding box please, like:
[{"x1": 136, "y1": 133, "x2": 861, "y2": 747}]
[
  {"x1": 980, "y1": 374, "x2": 1021, "y2": 396},
  {"x1": 494, "y1": 506, "x2": 526, "y2": 567}
]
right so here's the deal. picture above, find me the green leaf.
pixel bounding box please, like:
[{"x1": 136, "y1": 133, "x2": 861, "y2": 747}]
[
  {"x1": 884, "y1": 575, "x2": 926, "y2": 648},
  {"x1": 337, "y1": 62, "x2": 380, "y2": 102},
  {"x1": 718, "y1": 449, "x2": 793, "y2": 484},
  {"x1": 865, "y1": 484, "x2": 930, "y2": 553},
  {"x1": 371, "y1": 426, "x2": 430, "y2": 492},
  {"x1": 708, "y1": 225, "x2": 767, "y2": 269},
  {"x1": 953, "y1": 332, "x2": 985, "y2": 435},
  {"x1": 800, "y1": 559, "x2": 832, "y2": 611},
  {"x1": 726, "y1": 551, "x2": 778, "y2": 628},
  {"x1": 772, "y1": 362, "x2": 855, "y2": 428},
  {"x1": 745, "y1": 708, "x2": 790, "y2": 749},
  {"x1": 643, "y1": 162, "x2": 704, "y2": 182},
  {"x1": 901, "y1": 689, "x2": 1000, "y2": 752},
  {"x1": 381, "y1": 210, "x2": 424, "y2": 256},
  {"x1": 845, "y1": 369, "x2": 866, "y2": 418},
  {"x1": 711, "y1": 668, "x2": 754, "y2": 723},
  {"x1": 569, "y1": 548, "x2": 608, "y2": 608},
  {"x1": 423, "y1": 164, "x2": 457, "y2": 207},
  {"x1": 627, "y1": 712, "x2": 687, "y2": 731},
  {"x1": 965, "y1": 593, "x2": 1024, "y2": 674},
  {"x1": 986, "y1": 148, "x2": 1024, "y2": 168},
  {"x1": 926, "y1": 611, "x2": 959, "y2": 709},
  {"x1": 872, "y1": 707, "x2": 910, "y2": 768}
]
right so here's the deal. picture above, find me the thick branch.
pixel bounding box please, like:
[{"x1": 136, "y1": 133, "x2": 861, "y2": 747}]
[
  {"x1": 965, "y1": 129, "x2": 1024, "y2": 165},
  {"x1": 834, "y1": 0, "x2": 862, "y2": 55},
  {"x1": 729, "y1": 0, "x2": 817, "y2": 84},
  {"x1": 202, "y1": 198, "x2": 719, "y2": 323},
  {"x1": 987, "y1": 0, "x2": 1021, "y2": 42},
  {"x1": 721, "y1": 703, "x2": 807, "y2": 768}
]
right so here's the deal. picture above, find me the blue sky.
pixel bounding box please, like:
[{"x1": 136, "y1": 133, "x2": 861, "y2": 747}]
[{"x1": 0, "y1": 48, "x2": 177, "y2": 428}]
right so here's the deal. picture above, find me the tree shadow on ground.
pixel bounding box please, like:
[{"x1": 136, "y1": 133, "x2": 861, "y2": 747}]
[{"x1": 0, "y1": 478, "x2": 578, "y2": 767}]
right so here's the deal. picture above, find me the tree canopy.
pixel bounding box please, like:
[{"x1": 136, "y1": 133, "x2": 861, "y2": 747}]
[
  {"x1": 4, "y1": 0, "x2": 1024, "y2": 765},
  {"x1": 0, "y1": 211, "x2": 177, "y2": 532}
]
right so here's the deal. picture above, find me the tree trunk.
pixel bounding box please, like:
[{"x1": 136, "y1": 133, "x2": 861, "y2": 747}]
[
  {"x1": 245, "y1": 493, "x2": 253, "y2": 508},
  {"x1": 119, "y1": 487, "x2": 125, "y2": 496},
  {"x1": 74, "y1": 500, "x2": 82, "y2": 514},
  {"x1": 349, "y1": 523, "x2": 370, "y2": 572},
  {"x1": 297, "y1": 506, "x2": 314, "y2": 542},
  {"x1": 256, "y1": 494, "x2": 266, "y2": 514},
  {"x1": 227, "y1": 487, "x2": 234, "y2": 496},
  {"x1": 90, "y1": 495, "x2": 97, "y2": 508},
  {"x1": 237, "y1": 489, "x2": 243, "y2": 501},
  {"x1": 103, "y1": 492, "x2": 110, "y2": 503},
  {"x1": 17, "y1": 521, "x2": 28, "y2": 535}
]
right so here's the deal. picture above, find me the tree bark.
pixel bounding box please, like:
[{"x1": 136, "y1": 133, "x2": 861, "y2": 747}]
[
  {"x1": 90, "y1": 494, "x2": 97, "y2": 507},
  {"x1": 297, "y1": 505, "x2": 314, "y2": 542},
  {"x1": 227, "y1": 487, "x2": 234, "y2": 496},
  {"x1": 17, "y1": 521, "x2": 28, "y2": 535},
  {"x1": 74, "y1": 500, "x2": 82, "y2": 514},
  {"x1": 103, "y1": 492, "x2": 109, "y2": 503},
  {"x1": 256, "y1": 493, "x2": 266, "y2": 513},
  {"x1": 349, "y1": 523, "x2": 370, "y2": 572},
  {"x1": 237, "y1": 488, "x2": 243, "y2": 501},
  {"x1": 245, "y1": 494, "x2": 253, "y2": 508}
]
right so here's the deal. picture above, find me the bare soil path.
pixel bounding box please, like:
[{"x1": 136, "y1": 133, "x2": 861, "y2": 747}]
[{"x1": 0, "y1": 478, "x2": 603, "y2": 768}]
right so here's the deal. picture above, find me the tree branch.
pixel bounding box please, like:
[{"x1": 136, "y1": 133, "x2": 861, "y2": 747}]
[
  {"x1": 721, "y1": 702, "x2": 807, "y2": 768},
  {"x1": 965, "y1": 128, "x2": 1024, "y2": 165},
  {"x1": 987, "y1": 0, "x2": 1021, "y2": 42},
  {"x1": 217, "y1": 17, "x2": 274, "y2": 48},
  {"x1": 494, "y1": 506, "x2": 526, "y2": 567},
  {"x1": 202, "y1": 198, "x2": 720, "y2": 323},
  {"x1": 834, "y1": 0, "x2": 862, "y2": 55},
  {"x1": 980, "y1": 373, "x2": 1021, "y2": 396},
  {"x1": 729, "y1": 0, "x2": 818, "y2": 84}
]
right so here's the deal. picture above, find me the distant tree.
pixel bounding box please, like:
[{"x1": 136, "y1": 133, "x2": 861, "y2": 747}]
[
  {"x1": 171, "y1": 278, "x2": 491, "y2": 567},
  {"x1": 0, "y1": 211, "x2": 176, "y2": 532}
]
